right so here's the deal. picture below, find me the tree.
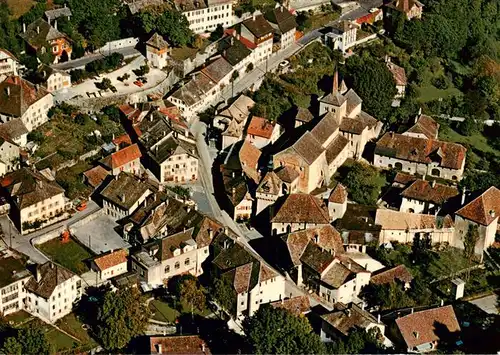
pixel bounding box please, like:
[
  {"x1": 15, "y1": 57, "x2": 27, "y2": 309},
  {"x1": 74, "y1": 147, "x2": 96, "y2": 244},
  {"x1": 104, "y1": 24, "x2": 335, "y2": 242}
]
[
  {"x1": 212, "y1": 277, "x2": 236, "y2": 315},
  {"x1": 147, "y1": 10, "x2": 194, "y2": 47},
  {"x1": 179, "y1": 277, "x2": 206, "y2": 313},
  {"x1": 2, "y1": 325, "x2": 51, "y2": 355},
  {"x1": 329, "y1": 328, "x2": 385, "y2": 354},
  {"x1": 243, "y1": 305, "x2": 326, "y2": 354},
  {"x1": 95, "y1": 77, "x2": 113, "y2": 90},
  {"x1": 209, "y1": 24, "x2": 224, "y2": 42},
  {"x1": 463, "y1": 224, "x2": 479, "y2": 280},
  {"x1": 342, "y1": 56, "x2": 397, "y2": 120},
  {"x1": 230, "y1": 70, "x2": 240, "y2": 97},
  {"x1": 246, "y1": 62, "x2": 254, "y2": 73},
  {"x1": 96, "y1": 288, "x2": 150, "y2": 350},
  {"x1": 337, "y1": 161, "x2": 386, "y2": 205}
]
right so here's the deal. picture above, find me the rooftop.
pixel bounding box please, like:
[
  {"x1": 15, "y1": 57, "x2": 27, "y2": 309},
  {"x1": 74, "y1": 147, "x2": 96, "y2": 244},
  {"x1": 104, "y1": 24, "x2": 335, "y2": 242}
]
[
  {"x1": 322, "y1": 303, "x2": 379, "y2": 336},
  {"x1": 371, "y1": 264, "x2": 413, "y2": 285},
  {"x1": 0, "y1": 251, "x2": 31, "y2": 289},
  {"x1": 242, "y1": 14, "x2": 274, "y2": 39},
  {"x1": 25, "y1": 262, "x2": 76, "y2": 299},
  {"x1": 149, "y1": 335, "x2": 211, "y2": 354},
  {"x1": 44, "y1": 6, "x2": 72, "y2": 21},
  {"x1": 100, "y1": 143, "x2": 142, "y2": 170},
  {"x1": 405, "y1": 115, "x2": 439, "y2": 139},
  {"x1": 375, "y1": 209, "x2": 454, "y2": 230},
  {"x1": 1, "y1": 168, "x2": 65, "y2": 209},
  {"x1": 270, "y1": 296, "x2": 310, "y2": 316},
  {"x1": 272, "y1": 194, "x2": 330, "y2": 224},
  {"x1": 247, "y1": 116, "x2": 276, "y2": 139},
  {"x1": 401, "y1": 179, "x2": 459, "y2": 205},
  {"x1": 100, "y1": 172, "x2": 151, "y2": 211},
  {"x1": 20, "y1": 18, "x2": 68, "y2": 50},
  {"x1": 455, "y1": 186, "x2": 500, "y2": 226},
  {"x1": 201, "y1": 57, "x2": 233, "y2": 83},
  {"x1": 83, "y1": 166, "x2": 110, "y2": 188},
  {"x1": 395, "y1": 305, "x2": 460, "y2": 349},
  {"x1": 92, "y1": 249, "x2": 128, "y2": 272},
  {"x1": 329, "y1": 183, "x2": 348, "y2": 204},
  {"x1": 146, "y1": 32, "x2": 169, "y2": 50},
  {"x1": 375, "y1": 132, "x2": 466, "y2": 170},
  {"x1": 0, "y1": 76, "x2": 50, "y2": 118},
  {"x1": 265, "y1": 6, "x2": 297, "y2": 34},
  {"x1": 386, "y1": 61, "x2": 407, "y2": 86}
]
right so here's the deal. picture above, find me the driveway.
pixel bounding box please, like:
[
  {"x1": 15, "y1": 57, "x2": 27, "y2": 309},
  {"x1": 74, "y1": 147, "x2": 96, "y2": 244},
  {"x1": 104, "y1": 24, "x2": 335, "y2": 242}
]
[{"x1": 52, "y1": 47, "x2": 141, "y2": 71}]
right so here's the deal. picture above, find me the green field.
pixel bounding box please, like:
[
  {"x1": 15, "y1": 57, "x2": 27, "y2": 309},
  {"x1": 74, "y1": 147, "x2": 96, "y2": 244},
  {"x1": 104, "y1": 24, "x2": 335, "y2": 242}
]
[
  {"x1": 417, "y1": 84, "x2": 462, "y2": 102},
  {"x1": 149, "y1": 299, "x2": 181, "y2": 323},
  {"x1": 38, "y1": 238, "x2": 93, "y2": 275},
  {"x1": 439, "y1": 123, "x2": 500, "y2": 156}
]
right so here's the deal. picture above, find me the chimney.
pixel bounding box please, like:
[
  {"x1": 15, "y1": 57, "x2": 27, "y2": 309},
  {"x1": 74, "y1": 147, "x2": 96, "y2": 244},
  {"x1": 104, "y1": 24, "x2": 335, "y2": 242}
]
[
  {"x1": 411, "y1": 308, "x2": 414, "y2": 314},
  {"x1": 54, "y1": 20, "x2": 58, "y2": 30},
  {"x1": 157, "y1": 344, "x2": 162, "y2": 354},
  {"x1": 347, "y1": 262, "x2": 351, "y2": 270},
  {"x1": 414, "y1": 331, "x2": 419, "y2": 339},
  {"x1": 377, "y1": 314, "x2": 381, "y2": 323},
  {"x1": 50, "y1": 262, "x2": 54, "y2": 269},
  {"x1": 36, "y1": 265, "x2": 41, "y2": 281},
  {"x1": 489, "y1": 209, "x2": 496, "y2": 218},
  {"x1": 440, "y1": 299, "x2": 444, "y2": 306},
  {"x1": 390, "y1": 131, "x2": 394, "y2": 138},
  {"x1": 201, "y1": 343, "x2": 205, "y2": 353},
  {"x1": 461, "y1": 187, "x2": 467, "y2": 206},
  {"x1": 120, "y1": 193, "x2": 126, "y2": 203},
  {"x1": 6, "y1": 86, "x2": 10, "y2": 96},
  {"x1": 23, "y1": 23, "x2": 26, "y2": 33},
  {"x1": 332, "y1": 71, "x2": 339, "y2": 93},
  {"x1": 252, "y1": 13, "x2": 256, "y2": 21},
  {"x1": 431, "y1": 180, "x2": 436, "y2": 188},
  {"x1": 314, "y1": 234, "x2": 319, "y2": 244},
  {"x1": 37, "y1": 26, "x2": 40, "y2": 34}
]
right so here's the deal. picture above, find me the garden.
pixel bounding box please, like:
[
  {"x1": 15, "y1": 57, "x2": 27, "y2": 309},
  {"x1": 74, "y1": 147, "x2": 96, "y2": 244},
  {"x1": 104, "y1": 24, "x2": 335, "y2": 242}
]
[{"x1": 37, "y1": 237, "x2": 93, "y2": 275}]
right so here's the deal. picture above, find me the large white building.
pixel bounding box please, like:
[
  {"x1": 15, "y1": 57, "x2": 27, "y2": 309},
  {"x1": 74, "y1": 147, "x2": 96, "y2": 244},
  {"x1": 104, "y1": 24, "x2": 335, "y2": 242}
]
[
  {"x1": 0, "y1": 49, "x2": 18, "y2": 77},
  {"x1": 25, "y1": 262, "x2": 82, "y2": 323},
  {"x1": 0, "y1": 76, "x2": 53, "y2": 131},
  {"x1": 324, "y1": 21, "x2": 359, "y2": 54},
  {"x1": 1, "y1": 168, "x2": 69, "y2": 234},
  {"x1": 0, "y1": 250, "x2": 32, "y2": 316},
  {"x1": 265, "y1": 5, "x2": 297, "y2": 50},
  {"x1": 176, "y1": 0, "x2": 233, "y2": 34}
]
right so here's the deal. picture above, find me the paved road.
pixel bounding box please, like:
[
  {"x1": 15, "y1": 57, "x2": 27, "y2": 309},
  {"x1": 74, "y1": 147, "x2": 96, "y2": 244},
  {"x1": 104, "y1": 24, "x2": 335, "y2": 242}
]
[
  {"x1": 52, "y1": 47, "x2": 140, "y2": 71},
  {"x1": 0, "y1": 200, "x2": 100, "y2": 264}
]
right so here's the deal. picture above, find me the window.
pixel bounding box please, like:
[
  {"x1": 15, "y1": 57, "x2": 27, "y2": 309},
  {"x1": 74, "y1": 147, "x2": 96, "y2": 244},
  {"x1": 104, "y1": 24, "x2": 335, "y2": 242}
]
[
  {"x1": 174, "y1": 262, "x2": 180, "y2": 269},
  {"x1": 164, "y1": 265, "x2": 170, "y2": 274},
  {"x1": 184, "y1": 258, "x2": 190, "y2": 266}
]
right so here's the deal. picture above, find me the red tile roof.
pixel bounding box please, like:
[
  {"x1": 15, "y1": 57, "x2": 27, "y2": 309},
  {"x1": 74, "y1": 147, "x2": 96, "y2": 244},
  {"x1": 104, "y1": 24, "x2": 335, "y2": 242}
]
[
  {"x1": 455, "y1": 186, "x2": 500, "y2": 226},
  {"x1": 100, "y1": 143, "x2": 142, "y2": 170},
  {"x1": 371, "y1": 264, "x2": 413, "y2": 285},
  {"x1": 0, "y1": 76, "x2": 50, "y2": 117},
  {"x1": 233, "y1": 263, "x2": 252, "y2": 293},
  {"x1": 93, "y1": 249, "x2": 128, "y2": 271},
  {"x1": 387, "y1": 61, "x2": 407, "y2": 86},
  {"x1": 270, "y1": 296, "x2": 310, "y2": 316},
  {"x1": 112, "y1": 134, "x2": 132, "y2": 147},
  {"x1": 396, "y1": 305, "x2": 460, "y2": 349},
  {"x1": 239, "y1": 140, "x2": 261, "y2": 183},
  {"x1": 375, "y1": 132, "x2": 466, "y2": 170},
  {"x1": 329, "y1": 183, "x2": 347, "y2": 204},
  {"x1": 272, "y1": 194, "x2": 330, "y2": 224},
  {"x1": 149, "y1": 335, "x2": 211, "y2": 354},
  {"x1": 247, "y1": 116, "x2": 275, "y2": 139},
  {"x1": 401, "y1": 179, "x2": 459, "y2": 204},
  {"x1": 405, "y1": 115, "x2": 439, "y2": 139},
  {"x1": 83, "y1": 166, "x2": 110, "y2": 188}
]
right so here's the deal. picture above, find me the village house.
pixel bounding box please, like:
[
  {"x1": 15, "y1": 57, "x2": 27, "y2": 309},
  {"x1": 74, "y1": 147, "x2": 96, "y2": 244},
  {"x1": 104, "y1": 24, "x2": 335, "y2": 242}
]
[
  {"x1": 265, "y1": 5, "x2": 298, "y2": 50},
  {"x1": 386, "y1": 58, "x2": 407, "y2": 99},
  {"x1": 100, "y1": 172, "x2": 152, "y2": 221},
  {"x1": 169, "y1": 57, "x2": 233, "y2": 121},
  {"x1": 370, "y1": 264, "x2": 413, "y2": 290},
  {"x1": 375, "y1": 209, "x2": 455, "y2": 245},
  {"x1": 44, "y1": 5, "x2": 72, "y2": 24},
  {"x1": 99, "y1": 143, "x2": 142, "y2": 176},
  {"x1": 1, "y1": 168, "x2": 69, "y2": 234},
  {"x1": 219, "y1": 33, "x2": 254, "y2": 77},
  {"x1": 20, "y1": 19, "x2": 72, "y2": 63},
  {"x1": 394, "y1": 305, "x2": 460, "y2": 353},
  {"x1": 25, "y1": 262, "x2": 82, "y2": 323},
  {"x1": 245, "y1": 115, "x2": 281, "y2": 149},
  {"x1": 214, "y1": 95, "x2": 255, "y2": 149},
  {"x1": 123, "y1": 190, "x2": 218, "y2": 246},
  {"x1": 131, "y1": 225, "x2": 214, "y2": 287},
  {"x1": 255, "y1": 171, "x2": 285, "y2": 216},
  {"x1": 240, "y1": 14, "x2": 274, "y2": 64},
  {"x1": 0, "y1": 250, "x2": 32, "y2": 316},
  {"x1": 148, "y1": 335, "x2": 211, "y2": 354},
  {"x1": 400, "y1": 179, "x2": 459, "y2": 214},
  {"x1": 385, "y1": 0, "x2": 424, "y2": 20},
  {"x1": 146, "y1": 33, "x2": 169, "y2": 69},
  {"x1": 324, "y1": 21, "x2": 359, "y2": 54},
  {"x1": 0, "y1": 134, "x2": 21, "y2": 176},
  {"x1": 123, "y1": 0, "x2": 164, "y2": 15},
  {"x1": 0, "y1": 76, "x2": 53, "y2": 131},
  {"x1": 403, "y1": 114, "x2": 440, "y2": 140},
  {"x1": 35, "y1": 64, "x2": 71, "y2": 92},
  {"x1": 320, "y1": 303, "x2": 386, "y2": 343},
  {"x1": 90, "y1": 249, "x2": 129, "y2": 281},
  {"x1": 219, "y1": 140, "x2": 261, "y2": 221},
  {"x1": 211, "y1": 233, "x2": 285, "y2": 318},
  {"x1": 328, "y1": 183, "x2": 348, "y2": 221},
  {"x1": 374, "y1": 132, "x2": 467, "y2": 180},
  {"x1": 271, "y1": 193, "x2": 331, "y2": 235},
  {"x1": 176, "y1": 0, "x2": 233, "y2": 34},
  {"x1": 454, "y1": 186, "x2": 500, "y2": 257},
  {"x1": 293, "y1": 107, "x2": 314, "y2": 128},
  {"x1": 0, "y1": 49, "x2": 18, "y2": 77}
]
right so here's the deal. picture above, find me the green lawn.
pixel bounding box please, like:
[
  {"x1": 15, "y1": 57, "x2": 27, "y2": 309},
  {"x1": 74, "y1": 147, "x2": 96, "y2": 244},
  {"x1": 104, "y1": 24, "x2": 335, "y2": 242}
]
[
  {"x1": 439, "y1": 123, "x2": 500, "y2": 156},
  {"x1": 56, "y1": 313, "x2": 96, "y2": 346},
  {"x1": 4, "y1": 310, "x2": 33, "y2": 326},
  {"x1": 46, "y1": 327, "x2": 78, "y2": 352},
  {"x1": 55, "y1": 161, "x2": 94, "y2": 200},
  {"x1": 307, "y1": 11, "x2": 340, "y2": 33},
  {"x1": 417, "y1": 84, "x2": 462, "y2": 102},
  {"x1": 149, "y1": 300, "x2": 180, "y2": 323},
  {"x1": 38, "y1": 238, "x2": 93, "y2": 275}
]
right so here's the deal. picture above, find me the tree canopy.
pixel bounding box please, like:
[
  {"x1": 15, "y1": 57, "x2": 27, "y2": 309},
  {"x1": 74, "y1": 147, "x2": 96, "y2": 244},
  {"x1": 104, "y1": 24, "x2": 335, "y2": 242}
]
[
  {"x1": 95, "y1": 287, "x2": 150, "y2": 350},
  {"x1": 341, "y1": 55, "x2": 397, "y2": 121},
  {"x1": 336, "y1": 161, "x2": 386, "y2": 205},
  {"x1": 1, "y1": 325, "x2": 51, "y2": 355},
  {"x1": 243, "y1": 305, "x2": 326, "y2": 354},
  {"x1": 137, "y1": 9, "x2": 194, "y2": 47}
]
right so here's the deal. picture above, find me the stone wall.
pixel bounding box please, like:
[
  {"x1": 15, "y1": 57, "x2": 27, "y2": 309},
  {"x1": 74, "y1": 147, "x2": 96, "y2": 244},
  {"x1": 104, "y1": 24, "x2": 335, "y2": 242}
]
[{"x1": 95, "y1": 38, "x2": 139, "y2": 54}]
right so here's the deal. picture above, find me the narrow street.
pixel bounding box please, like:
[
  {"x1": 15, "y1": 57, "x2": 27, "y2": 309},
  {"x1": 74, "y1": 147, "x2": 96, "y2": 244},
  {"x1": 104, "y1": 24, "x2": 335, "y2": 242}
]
[{"x1": 51, "y1": 46, "x2": 140, "y2": 71}]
